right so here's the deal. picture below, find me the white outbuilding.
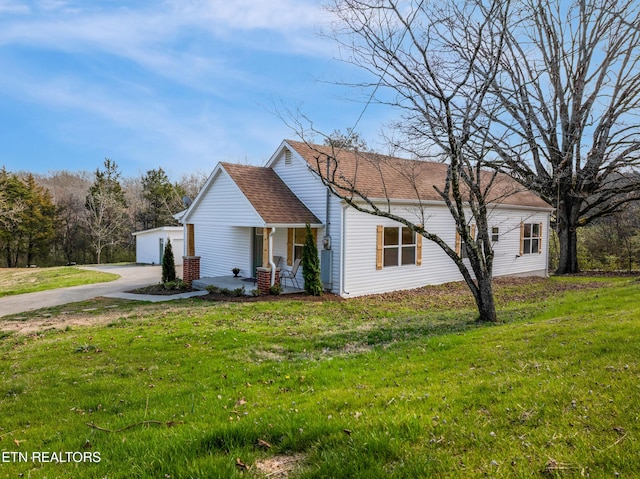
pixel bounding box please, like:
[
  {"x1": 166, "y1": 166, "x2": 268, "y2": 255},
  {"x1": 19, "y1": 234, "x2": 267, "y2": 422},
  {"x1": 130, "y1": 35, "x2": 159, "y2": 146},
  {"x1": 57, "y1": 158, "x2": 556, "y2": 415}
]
[{"x1": 132, "y1": 226, "x2": 184, "y2": 266}]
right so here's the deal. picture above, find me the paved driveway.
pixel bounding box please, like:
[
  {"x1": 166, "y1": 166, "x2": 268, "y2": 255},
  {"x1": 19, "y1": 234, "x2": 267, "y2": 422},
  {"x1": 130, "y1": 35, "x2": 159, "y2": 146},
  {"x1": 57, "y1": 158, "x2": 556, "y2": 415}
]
[{"x1": 0, "y1": 264, "x2": 162, "y2": 318}]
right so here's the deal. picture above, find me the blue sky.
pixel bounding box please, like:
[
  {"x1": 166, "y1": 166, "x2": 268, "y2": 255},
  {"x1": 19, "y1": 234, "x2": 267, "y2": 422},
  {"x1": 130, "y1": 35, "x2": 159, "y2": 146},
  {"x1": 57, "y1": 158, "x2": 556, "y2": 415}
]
[{"x1": 0, "y1": 0, "x2": 391, "y2": 178}]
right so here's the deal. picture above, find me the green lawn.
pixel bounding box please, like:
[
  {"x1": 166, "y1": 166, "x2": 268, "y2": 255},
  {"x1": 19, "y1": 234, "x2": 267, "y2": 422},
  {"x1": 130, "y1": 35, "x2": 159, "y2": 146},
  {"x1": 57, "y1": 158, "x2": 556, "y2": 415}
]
[
  {"x1": 0, "y1": 266, "x2": 119, "y2": 297},
  {"x1": 0, "y1": 276, "x2": 638, "y2": 477}
]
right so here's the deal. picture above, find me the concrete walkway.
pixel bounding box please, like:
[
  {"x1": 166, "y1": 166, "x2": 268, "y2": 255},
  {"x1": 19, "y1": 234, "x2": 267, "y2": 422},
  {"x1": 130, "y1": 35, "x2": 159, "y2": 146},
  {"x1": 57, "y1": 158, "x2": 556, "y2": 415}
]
[{"x1": 0, "y1": 264, "x2": 204, "y2": 318}]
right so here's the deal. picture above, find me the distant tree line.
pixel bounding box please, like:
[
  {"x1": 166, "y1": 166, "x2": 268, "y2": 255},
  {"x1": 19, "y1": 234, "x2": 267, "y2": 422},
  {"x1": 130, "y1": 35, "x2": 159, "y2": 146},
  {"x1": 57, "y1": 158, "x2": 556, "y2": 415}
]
[
  {"x1": 1, "y1": 153, "x2": 639, "y2": 271},
  {"x1": 0, "y1": 160, "x2": 207, "y2": 267}
]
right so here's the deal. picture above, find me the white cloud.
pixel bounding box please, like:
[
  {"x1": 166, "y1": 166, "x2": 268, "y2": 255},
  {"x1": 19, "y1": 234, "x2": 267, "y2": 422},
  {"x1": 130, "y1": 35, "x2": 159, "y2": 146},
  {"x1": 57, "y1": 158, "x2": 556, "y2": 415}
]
[
  {"x1": 0, "y1": 0, "x2": 335, "y2": 93},
  {"x1": 0, "y1": 0, "x2": 332, "y2": 56},
  {"x1": 164, "y1": 0, "x2": 325, "y2": 31},
  {"x1": 0, "y1": 0, "x2": 30, "y2": 14},
  {"x1": 36, "y1": 0, "x2": 73, "y2": 11}
]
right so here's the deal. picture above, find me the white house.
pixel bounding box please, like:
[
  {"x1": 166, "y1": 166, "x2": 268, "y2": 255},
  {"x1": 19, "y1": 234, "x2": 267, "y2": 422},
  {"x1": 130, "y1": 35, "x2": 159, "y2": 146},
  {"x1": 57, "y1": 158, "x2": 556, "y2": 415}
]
[
  {"x1": 132, "y1": 226, "x2": 184, "y2": 266},
  {"x1": 177, "y1": 140, "x2": 552, "y2": 297}
]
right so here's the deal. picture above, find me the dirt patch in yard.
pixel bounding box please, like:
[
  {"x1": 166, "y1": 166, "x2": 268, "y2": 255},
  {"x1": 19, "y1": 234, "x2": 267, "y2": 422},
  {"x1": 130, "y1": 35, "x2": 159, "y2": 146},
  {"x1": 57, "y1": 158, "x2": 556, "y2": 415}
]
[
  {"x1": 254, "y1": 453, "x2": 307, "y2": 478},
  {"x1": 0, "y1": 307, "x2": 127, "y2": 336}
]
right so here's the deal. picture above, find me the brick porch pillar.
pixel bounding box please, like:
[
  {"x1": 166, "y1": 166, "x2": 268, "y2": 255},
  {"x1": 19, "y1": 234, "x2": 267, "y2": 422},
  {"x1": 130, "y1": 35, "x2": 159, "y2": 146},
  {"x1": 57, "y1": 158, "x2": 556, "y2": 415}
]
[
  {"x1": 183, "y1": 256, "x2": 200, "y2": 287},
  {"x1": 256, "y1": 267, "x2": 280, "y2": 295}
]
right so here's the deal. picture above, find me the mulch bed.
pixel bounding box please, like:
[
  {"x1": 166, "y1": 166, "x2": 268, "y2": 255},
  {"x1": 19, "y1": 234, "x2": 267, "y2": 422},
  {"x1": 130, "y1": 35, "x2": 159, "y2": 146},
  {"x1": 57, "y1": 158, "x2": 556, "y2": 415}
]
[
  {"x1": 128, "y1": 283, "x2": 342, "y2": 302},
  {"x1": 127, "y1": 284, "x2": 196, "y2": 296}
]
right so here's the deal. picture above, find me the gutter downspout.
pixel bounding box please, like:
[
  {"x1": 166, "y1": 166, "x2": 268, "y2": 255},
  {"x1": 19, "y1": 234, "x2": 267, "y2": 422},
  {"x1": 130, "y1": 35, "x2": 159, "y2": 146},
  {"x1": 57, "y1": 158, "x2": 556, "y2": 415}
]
[
  {"x1": 325, "y1": 157, "x2": 331, "y2": 245},
  {"x1": 341, "y1": 203, "x2": 349, "y2": 297},
  {"x1": 546, "y1": 213, "x2": 551, "y2": 277},
  {"x1": 268, "y1": 227, "x2": 276, "y2": 286}
]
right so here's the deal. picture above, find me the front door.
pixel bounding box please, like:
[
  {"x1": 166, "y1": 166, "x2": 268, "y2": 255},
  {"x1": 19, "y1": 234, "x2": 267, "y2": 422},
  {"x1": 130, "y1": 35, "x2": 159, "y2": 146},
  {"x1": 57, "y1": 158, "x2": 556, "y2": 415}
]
[
  {"x1": 252, "y1": 228, "x2": 263, "y2": 278},
  {"x1": 159, "y1": 238, "x2": 165, "y2": 264}
]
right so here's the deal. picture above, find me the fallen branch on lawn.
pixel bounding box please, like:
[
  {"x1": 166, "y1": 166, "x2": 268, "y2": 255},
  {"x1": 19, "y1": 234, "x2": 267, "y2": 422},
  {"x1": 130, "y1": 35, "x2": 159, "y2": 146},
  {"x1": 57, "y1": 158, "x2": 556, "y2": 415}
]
[
  {"x1": 593, "y1": 433, "x2": 627, "y2": 452},
  {"x1": 86, "y1": 420, "x2": 183, "y2": 433}
]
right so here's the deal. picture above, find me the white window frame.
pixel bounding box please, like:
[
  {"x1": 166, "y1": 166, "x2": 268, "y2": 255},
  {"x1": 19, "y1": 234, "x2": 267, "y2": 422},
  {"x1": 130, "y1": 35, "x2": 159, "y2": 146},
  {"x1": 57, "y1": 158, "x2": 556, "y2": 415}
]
[
  {"x1": 491, "y1": 227, "x2": 499, "y2": 243},
  {"x1": 521, "y1": 223, "x2": 541, "y2": 255},
  {"x1": 383, "y1": 226, "x2": 417, "y2": 267},
  {"x1": 292, "y1": 228, "x2": 305, "y2": 261}
]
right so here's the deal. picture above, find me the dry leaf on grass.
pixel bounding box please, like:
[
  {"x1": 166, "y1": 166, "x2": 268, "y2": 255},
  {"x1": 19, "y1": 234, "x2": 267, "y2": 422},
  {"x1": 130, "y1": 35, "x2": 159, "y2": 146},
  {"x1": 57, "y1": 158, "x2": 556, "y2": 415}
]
[
  {"x1": 236, "y1": 457, "x2": 250, "y2": 471},
  {"x1": 256, "y1": 438, "x2": 272, "y2": 449}
]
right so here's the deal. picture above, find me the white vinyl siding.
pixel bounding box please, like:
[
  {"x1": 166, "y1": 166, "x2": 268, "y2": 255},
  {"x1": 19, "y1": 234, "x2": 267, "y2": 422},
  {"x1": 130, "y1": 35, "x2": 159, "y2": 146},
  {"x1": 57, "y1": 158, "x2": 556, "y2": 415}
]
[
  {"x1": 342, "y1": 204, "x2": 549, "y2": 297},
  {"x1": 491, "y1": 212, "x2": 547, "y2": 276},
  {"x1": 188, "y1": 169, "x2": 262, "y2": 278},
  {"x1": 343, "y1": 207, "x2": 449, "y2": 297},
  {"x1": 186, "y1": 142, "x2": 550, "y2": 298}
]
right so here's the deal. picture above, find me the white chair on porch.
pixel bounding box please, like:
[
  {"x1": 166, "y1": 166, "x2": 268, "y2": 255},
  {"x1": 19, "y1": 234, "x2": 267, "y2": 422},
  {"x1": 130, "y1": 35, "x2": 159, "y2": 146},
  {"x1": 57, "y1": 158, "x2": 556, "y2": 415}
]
[{"x1": 280, "y1": 258, "x2": 301, "y2": 289}]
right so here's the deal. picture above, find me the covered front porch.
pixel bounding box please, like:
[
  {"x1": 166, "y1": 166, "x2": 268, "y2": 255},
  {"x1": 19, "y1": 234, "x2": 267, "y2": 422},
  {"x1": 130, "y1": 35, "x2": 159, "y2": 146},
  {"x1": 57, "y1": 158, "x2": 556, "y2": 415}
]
[
  {"x1": 178, "y1": 161, "x2": 324, "y2": 295},
  {"x1": 182, "y1": 223, "x2": 319, "y2": 295}
]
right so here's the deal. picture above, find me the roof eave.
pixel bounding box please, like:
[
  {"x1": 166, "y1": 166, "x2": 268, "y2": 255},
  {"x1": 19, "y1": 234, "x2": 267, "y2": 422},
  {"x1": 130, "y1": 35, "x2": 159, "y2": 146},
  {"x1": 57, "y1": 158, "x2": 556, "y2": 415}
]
[
  {"x1": 264, "y1": 222, "x2": 324, "y2": 229},
  {"x1": 344, "y1": 197, "x2": 553, "y2": 211}
]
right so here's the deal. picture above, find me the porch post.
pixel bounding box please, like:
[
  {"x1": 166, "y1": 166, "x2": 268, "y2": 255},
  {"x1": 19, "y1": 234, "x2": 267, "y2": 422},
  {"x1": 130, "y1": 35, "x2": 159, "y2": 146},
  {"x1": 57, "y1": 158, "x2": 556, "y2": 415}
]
[
  {"x1": 183, "y1": 224, "x2": 199, "y2": 287},
  {"x1": 262, "y1": 227, "x2": 269, "y2": 267},
  {"x1": 256, "y1": 226, "x2": 280, "y2": 294},
  {"x1": 186, "y1": 224, "x2": 195, "y2": 257}
]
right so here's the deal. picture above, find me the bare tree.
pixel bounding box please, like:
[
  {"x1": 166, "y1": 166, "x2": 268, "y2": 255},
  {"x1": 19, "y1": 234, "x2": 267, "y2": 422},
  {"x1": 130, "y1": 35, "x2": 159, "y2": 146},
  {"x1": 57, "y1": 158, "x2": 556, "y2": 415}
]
[
  {"x1": 0, "y1": 190, "x2": 24, "y2": 230},
  {"x1": 481, "y1": 0, "x2": 640, "y2": 274},
  {"x1": 297, "y1": 0, "x2": 515, "y2": 322},
  {"x1": 84, "y1": 159, "x2": 129, "y2": 264},
  {"x1": 178, "y1": 171, "x2": 209, "y2": 203},
  {"x1": 324, "y1": 128, "x2": 369, "y2": 151}
]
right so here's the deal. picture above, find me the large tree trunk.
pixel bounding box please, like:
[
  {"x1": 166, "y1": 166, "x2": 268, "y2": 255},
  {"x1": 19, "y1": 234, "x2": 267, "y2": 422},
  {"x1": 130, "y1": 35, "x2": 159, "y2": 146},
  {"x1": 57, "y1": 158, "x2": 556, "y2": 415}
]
[
  {"x1": 556, "y1": 225, "x2": 579, "y2": 274},
  {"x1": 555, "y1": 199, "x2": 580, "y2": 274},
  {"x1": 471, "y1": 274, "x2": 498, "y2": 322}
]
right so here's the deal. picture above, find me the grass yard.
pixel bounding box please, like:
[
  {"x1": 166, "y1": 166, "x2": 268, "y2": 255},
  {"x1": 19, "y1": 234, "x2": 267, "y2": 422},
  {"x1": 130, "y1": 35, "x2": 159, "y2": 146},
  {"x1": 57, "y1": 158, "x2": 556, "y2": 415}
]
[
  {"x1": 0, "y1": 266, "x2": 119, "y2": 297},
  {"x1": 0, "y1": 276, "x2": 639, "y2": 477}
]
